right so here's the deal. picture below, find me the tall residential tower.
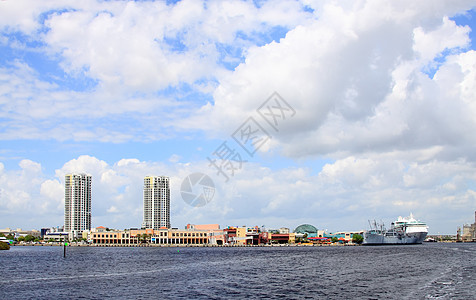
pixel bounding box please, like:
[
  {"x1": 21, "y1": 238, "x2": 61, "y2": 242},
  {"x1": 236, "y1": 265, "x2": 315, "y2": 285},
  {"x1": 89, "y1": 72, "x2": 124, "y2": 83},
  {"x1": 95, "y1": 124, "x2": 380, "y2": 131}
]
[
  {"x1": 64, "y1": 173, "x2": 92, "y2": 240},
  {"x1": 142, "y1": 176, "x2": 170, "y2": 229}
]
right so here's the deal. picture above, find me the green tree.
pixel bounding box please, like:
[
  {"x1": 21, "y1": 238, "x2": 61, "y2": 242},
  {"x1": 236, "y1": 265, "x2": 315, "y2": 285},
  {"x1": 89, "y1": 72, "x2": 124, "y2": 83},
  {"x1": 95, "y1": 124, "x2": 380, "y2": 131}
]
[
  {"x1": 24, "y1": 235, "x2": 35, "y2": 242},
  {"x1": 331, "y1": 237, "x2": 338, "y2": 243},
  {"x1": 0, "y1": 233, "x2": 5, "y2": 237},
  {"x1": 6, "y1": 234, "x2": 14, "y2": 240},
  {"x1": 352, "y1": 234, "x2": 364, "y2": 244},
  {"x1": 48, "y1": 238, "x2": 55, "y2": 243},
  {"x1": 0, "y1": 242, "x2": 10, "y2": 250},
  {"x1": 141, "y1": 234, "x2": 149, "y2": 243},
  {"x1": 18, "y1": 236, "x2": 25, "y2": 242}
]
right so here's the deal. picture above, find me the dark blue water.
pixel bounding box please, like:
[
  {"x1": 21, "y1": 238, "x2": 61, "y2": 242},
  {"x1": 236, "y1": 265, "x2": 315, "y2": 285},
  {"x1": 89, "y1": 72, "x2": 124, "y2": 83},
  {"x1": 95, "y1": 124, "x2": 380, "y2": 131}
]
[{"x1": 1, "y1": 243, "x2": 475, "y2": 299}]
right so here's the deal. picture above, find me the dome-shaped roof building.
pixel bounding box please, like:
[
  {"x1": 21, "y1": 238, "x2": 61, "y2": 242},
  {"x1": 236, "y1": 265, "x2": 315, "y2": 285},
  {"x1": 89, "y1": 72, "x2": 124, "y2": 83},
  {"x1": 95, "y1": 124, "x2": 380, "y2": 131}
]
[{"x1": 294, "y1": 224, "x2": 318, "y2": 237}]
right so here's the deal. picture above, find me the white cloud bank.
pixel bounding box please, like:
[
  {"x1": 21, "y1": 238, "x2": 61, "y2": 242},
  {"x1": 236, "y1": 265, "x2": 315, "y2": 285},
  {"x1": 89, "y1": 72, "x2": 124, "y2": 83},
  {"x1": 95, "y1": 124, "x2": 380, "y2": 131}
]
[
  {"x1": 207, "y1": 1, "x2": 476, "y2": 161},
  {"x1": 1, "y1": 0, "x2": 475, "y2": 154},
  {"x1": 0, "y1": 0, "x2": 310, "y2": 142}
]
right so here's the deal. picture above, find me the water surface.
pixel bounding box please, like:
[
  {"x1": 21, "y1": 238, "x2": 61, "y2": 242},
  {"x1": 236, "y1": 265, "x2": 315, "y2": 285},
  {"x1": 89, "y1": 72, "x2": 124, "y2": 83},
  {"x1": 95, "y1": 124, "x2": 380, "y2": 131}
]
[{"x1": 1, "y1": 243, "x2": 475, "y2": 299}]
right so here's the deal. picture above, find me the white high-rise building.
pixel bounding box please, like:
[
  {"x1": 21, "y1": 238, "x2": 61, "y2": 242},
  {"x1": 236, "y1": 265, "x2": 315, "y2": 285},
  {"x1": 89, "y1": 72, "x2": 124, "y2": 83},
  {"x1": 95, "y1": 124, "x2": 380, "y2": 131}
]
[
  {"x1": 142, "y1": 176, "x2": 170, "y2": 230},
  {"x1": 64, "y1": 173, "x2": 92, "y2": 240}
]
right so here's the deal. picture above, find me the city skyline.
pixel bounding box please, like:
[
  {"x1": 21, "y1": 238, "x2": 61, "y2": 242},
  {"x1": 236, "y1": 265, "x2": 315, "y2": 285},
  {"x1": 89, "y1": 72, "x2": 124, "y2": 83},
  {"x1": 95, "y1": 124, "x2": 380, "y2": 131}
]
[{"x1": 1, "y1": 1, "x2": 476, "y2": 234}]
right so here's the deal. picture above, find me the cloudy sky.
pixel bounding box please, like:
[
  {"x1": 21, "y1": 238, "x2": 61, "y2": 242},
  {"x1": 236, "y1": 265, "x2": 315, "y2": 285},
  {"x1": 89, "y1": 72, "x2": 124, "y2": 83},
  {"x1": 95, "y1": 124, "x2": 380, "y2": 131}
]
[{"x1": 1, "y1": 0, "x2": 476, "y2": 234}]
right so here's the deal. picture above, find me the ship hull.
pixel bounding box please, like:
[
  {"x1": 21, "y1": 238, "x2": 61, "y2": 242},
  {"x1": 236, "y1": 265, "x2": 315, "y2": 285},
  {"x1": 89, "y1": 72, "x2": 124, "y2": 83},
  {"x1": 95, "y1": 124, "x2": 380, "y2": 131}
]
[{"x1": 363, "y1": 231, "x2": 427, "y2": 245}]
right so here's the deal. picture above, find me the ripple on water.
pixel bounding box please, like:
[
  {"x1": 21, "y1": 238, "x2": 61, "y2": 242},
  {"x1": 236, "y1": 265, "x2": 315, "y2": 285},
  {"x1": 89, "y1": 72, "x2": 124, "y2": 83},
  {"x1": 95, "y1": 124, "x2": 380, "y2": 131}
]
[{"x1": 0, "y1": 243, "x2": 475, "y2": 299}]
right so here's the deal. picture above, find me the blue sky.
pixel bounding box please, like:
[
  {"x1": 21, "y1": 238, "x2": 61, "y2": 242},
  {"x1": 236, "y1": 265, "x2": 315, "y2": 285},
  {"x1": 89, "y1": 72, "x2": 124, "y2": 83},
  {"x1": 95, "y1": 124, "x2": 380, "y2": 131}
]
[{"x1": 1, "y1": 0, "x2": 476, "y2": 234}]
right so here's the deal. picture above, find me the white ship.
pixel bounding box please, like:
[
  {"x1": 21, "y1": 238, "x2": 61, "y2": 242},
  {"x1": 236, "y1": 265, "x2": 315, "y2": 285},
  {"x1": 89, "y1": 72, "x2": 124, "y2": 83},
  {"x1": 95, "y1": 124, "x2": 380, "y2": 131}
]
[{"x1": 363, "y1": 214, "x2": 428, "y2": 245}]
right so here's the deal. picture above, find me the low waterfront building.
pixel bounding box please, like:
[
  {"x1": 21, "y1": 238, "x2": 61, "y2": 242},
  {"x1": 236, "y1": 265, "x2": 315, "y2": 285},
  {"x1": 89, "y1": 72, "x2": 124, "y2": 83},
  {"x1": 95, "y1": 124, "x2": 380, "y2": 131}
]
[
  {"x1": 91, "y1": 230, "x2": 136, "y2": 245},
  {"x1": 224, "y1": 227, "x2": 237, "y2": 243},
  {"x1": 269, "y1": 232, "x2": 296, "y2": 244},
  {"x1": 44, "y1": 232, "x2": 69, "y2": 242},
  {"x1": 40, "y1": 226, "x2": 64, "y2": 238},
  {"x1": 229, "y1": 226, "x2": 269, "y2": 245},
  {"x1": 230, "y1": 226, "x2": 253, "y2": 245},
  {"x1": 160, "y1": 228, "x2": 210, "y2": 245},
  {"x1": 461, "y1": 211, "x2": 476, "y2": 242},
  {"x1": 90, "y1": 227, "x2": 214, "y2": 246},
  {"x1": 130, "y1": 228, "x2": 155, "y2": 243}
]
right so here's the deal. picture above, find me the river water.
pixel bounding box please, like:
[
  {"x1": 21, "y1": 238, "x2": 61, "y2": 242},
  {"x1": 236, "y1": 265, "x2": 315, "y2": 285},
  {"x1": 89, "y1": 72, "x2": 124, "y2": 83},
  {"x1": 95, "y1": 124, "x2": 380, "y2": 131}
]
[{"x1": 1, "y1": 243, "x2": 475, "y2": 299}]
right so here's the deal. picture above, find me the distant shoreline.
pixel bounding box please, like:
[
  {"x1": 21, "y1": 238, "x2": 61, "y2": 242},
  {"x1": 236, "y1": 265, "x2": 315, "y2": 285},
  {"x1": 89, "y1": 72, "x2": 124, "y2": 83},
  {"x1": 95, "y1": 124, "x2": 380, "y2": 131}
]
[
  {"x1": 10, "y1": 240, "x2": 467, "y2": 248},
  {"x1": 11, "y1": 243, "x2": 359, "y2": 248}
]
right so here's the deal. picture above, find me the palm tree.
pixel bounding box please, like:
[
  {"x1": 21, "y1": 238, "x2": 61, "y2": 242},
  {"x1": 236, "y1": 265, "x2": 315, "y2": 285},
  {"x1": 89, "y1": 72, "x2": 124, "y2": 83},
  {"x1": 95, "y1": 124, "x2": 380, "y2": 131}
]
[{"x1": 141, "y1": 233, "x2": 149, "y2": 243}]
